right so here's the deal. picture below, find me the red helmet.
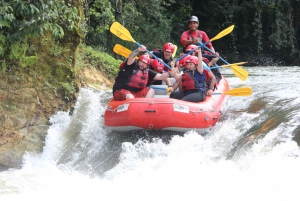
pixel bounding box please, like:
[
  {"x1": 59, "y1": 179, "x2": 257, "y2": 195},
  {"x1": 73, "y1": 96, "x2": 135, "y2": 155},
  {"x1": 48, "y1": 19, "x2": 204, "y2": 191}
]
[
  {"x1": 202, "y1": 57, "x2": 209, "y2": 65},
  {"x1": 203, "y1": 50, "x2": 213, "y2": 55},
  {"x1": 162, "y1": 42, "x2": 175, "y2": 53},
  {"x1": 185, "y1": 44, "x2": 197, "y2": 53},
  {"x1": 179, "y1": 56, "x2": 188, "y2": 67},
  {"x1": 139, "y1": 54, "x2": 151, "y2": 65},
  {"x1": 152, "y1": 59, "x2": 165, "y2": 72},
  {"x1": 186, "y1": 55, "x2": 198, "y2": 65}
]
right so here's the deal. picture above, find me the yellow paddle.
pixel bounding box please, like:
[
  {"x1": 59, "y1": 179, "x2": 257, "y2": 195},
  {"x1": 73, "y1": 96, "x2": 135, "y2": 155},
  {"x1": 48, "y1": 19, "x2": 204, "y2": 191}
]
[
  {"x1": 113, "y1": 44, "x2": 131, "y2": 58},
  {"x1": 179, "y1": 25, "x2": 235, "y2": 62},
  {"x1": 209, "y1": 25, "x2": 234, "y2": 42},
  {"x1": 172, "y1": 45, "x2": 178, "y2": 57},
  {"x1": 221, "y1": 62, "x2": 247, "y2": 67},
  {"x1": 114, "y1": 43, "x2": 177, "y2": 60},
  {"x1": 113, "y1": 44, "x2": 138, "y2": 59},
  {"x1": 210, "y1": 62, "x2": 248, "y2": 81},
  {"x1": 200, "y1": 41, "x2": 250, "y2": 81},
  {"x1": 151, "y1": 86, "x2": 252, "y2": 96},
  {"x1": 110, "y1": 22, "x2": 172, "y2": 69},
  {"x1": 228, "y1": 65, "x2": 249, "y2": 81},
  {"x1": 195, "y1": 25, "x2": 249, "y2": 81},
  {"x1": 212, "y1": 87, "x2": 252, "y2": 96}
]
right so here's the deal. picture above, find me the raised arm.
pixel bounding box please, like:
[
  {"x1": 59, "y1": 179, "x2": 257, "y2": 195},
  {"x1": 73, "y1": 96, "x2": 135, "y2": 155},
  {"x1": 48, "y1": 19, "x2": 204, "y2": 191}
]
[
  {"x1": 127, "y1": 45, "x2": 147, "y2": 65},
  {"x1": 196, "y1": 47, "x2": 203, "y2": 74}
]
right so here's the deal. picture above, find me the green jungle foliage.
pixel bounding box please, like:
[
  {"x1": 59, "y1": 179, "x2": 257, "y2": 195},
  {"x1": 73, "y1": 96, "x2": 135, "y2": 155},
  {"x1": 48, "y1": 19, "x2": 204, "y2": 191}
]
[
  {"x1": 79, "y1": 45, "x2": 121, "y2": 79},
  {"x1": 0, "y1": 0, "x2": 83, "y2": 102},
  {"x1": 85, "y1": 0, "x2": 300, "y2": 65},
  {"x1": 0, "y1": 0, "x2": 80, "y2": 71},
  {"x1": 1, "y1": 0, "x2": 300, "y2": 78}
]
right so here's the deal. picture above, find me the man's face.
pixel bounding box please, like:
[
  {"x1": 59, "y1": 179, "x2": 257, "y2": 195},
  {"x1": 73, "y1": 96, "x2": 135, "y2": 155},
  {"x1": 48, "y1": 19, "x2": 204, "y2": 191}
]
[
  {"x1": 188, "y1": 21, "x2": 199, "y2": 31},
  {"x1": 163, "y1": 51, "x2": 172, "y2": 60},
  {"x1": 138, "y1": 60, "x2": 149, "y2": 70}
]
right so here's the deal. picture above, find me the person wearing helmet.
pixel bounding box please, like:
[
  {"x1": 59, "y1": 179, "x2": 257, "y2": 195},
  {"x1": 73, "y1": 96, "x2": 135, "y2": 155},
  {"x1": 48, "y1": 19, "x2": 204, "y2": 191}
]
[
  {"x1": 180, "y1": 16, "x2": 216, "y2": 53},
  {"x1": 113, "y1": 45, "x2": 178, "y2": 101},
  {"x1": 185, "y1": 44, "x2": 198, "y2": 56},
  {"x1": 185, "y1": 45, "x2": 218, "y2": 66},
  {"x1": 184, "y1": 43, "x2": 222, "y2": 82},
  {"x1": 178, "y1": 55, "x2": 188, "y2": 69},
  {"x1": 149, "y1": 59, "x2": 172, "y2": 86},
  {"x1": 168, "y1": 47, "x2": 216, "y2": 102},
  {"x1": 149, "y1": 42, "x2": 177, "y2": 72}
]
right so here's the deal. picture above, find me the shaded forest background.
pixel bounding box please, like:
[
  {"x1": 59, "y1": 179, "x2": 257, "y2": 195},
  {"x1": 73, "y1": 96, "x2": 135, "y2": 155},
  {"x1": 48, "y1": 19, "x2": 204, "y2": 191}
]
[
  {"x1": 85, "y1": 0, "x2": 300, "y2": 65},
  {"x1": 1, "y1": 0, "x2": 300, "y2": 69}
]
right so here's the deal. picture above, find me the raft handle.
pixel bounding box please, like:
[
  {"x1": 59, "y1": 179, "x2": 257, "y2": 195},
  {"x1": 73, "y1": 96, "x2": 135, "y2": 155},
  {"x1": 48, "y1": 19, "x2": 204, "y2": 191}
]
[{"x1": 144, "y1": 110, "x2": 156, "y2": 113}]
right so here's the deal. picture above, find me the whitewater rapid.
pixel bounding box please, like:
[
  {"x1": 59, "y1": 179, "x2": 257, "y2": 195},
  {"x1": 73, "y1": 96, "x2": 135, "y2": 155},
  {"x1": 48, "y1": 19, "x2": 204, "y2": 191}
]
[{"x1": 1, "y1": 66, "x2": 300, "y2": 201}]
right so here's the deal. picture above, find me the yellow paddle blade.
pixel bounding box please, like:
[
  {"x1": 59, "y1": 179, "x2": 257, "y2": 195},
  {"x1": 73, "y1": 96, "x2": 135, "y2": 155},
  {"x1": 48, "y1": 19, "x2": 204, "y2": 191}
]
[
  {"x1": 113, "y1": 44, "x2": 131, "y2": 58},
  {"x1": 221, "y1": 87, "x2": 252, "y2": 96},
  {"x1": 230, "y1": 65, "x2": 249, "y2": 81},
  {"x1": 110, "y1": 22, "x2": 136, "y2": 43},
  {"x1": 221, "y1": 62, "x2": 248, "y2": 67},
  {"x1": 172, "y1": 45, "x2": 178, "y2": 57},
  {"x1": 113, "y1": 44, "x2": 139, "y2": 59},
  {"x1": 210, "y1": 25, "x2": 234, "y2": 42}
]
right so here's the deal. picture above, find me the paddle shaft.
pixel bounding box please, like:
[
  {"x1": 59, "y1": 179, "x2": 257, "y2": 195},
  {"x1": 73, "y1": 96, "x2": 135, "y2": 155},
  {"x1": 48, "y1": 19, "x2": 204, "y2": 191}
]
[
  {"x1": 134, "y1": 42, "x2": 172, "y2": 70},
  {"x1": 180, "y1": 25, "x2": 234, "y2": 63},
  {"x1": 176, "y1": 41, "x2": 211, "y2": 63},
  {"x1": 151, "y1": 86, "x2": 252, "y2": 96},
  {"x1": 199, "y1": 42, "x2": 229, "y2": 64},
  {"x1": 110, "y1": 22, "x2": 172, "y2": 70}
]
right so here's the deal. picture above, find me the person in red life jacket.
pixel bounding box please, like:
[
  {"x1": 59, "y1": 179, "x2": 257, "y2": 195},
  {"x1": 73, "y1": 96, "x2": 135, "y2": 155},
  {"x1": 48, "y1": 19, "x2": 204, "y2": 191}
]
[
  {"x1": 168, "y1": 47, "x2": 216, "y2": 102},
  {"x1": 202, "y1": 55, "x2": 222, "y2": 84},
  {"x1": 149, "y1": 59, "x2": 172, "y2": 86},
  {"x1": 184, "y1": 44, "x2": 222, "y2": 83},
  {"x1": 149, "y1": 42, "x2": 177, "y2": 72},
  {"x1": 185, "y1": 43, "x2": 219, "y2": 67},
  {"x1": 113, "y1": 45, "x2": 178, "y2": 101},
  {"x1": 180, "y1": 16, "x2": 217, "y2": 55},
  {"x1": 178, "y1": 55, "x2": 189, "y2": 71},
  {"x1": 185, "y1": 44, "x2": 197, "y2": 54}
]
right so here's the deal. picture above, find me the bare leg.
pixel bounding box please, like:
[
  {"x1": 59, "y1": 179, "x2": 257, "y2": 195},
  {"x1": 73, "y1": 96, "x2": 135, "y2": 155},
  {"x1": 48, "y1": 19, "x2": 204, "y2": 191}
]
[
  {"x1": 126, "y1": 93, "x2": 135, "y2": 99},
  {"x1": 145, "y1": 88, "x2": 155, "y2": 98}
]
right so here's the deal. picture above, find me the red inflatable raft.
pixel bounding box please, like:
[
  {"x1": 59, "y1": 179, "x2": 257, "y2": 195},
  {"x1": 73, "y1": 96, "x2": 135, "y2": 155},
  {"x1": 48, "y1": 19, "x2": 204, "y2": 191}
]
[{"x1": 104, "y1": 77, "x2": 230, "y2": 133}]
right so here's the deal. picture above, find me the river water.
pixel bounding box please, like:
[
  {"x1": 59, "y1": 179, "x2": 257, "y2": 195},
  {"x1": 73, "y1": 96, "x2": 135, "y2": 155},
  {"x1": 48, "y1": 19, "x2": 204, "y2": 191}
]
[{"x1": 1, "y1": 66, "x2": 300, "y2": 201}]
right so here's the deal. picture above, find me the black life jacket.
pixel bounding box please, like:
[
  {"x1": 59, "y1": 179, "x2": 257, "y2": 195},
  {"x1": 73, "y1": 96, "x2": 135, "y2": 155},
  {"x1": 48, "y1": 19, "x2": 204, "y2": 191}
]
[{"x1": 210, "y1": 65, "x2": 222, "y2": 84}]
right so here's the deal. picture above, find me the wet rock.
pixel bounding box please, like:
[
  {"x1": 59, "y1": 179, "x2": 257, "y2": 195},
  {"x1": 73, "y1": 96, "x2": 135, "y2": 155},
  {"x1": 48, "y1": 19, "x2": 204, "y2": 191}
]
[
  {"x1": 292, "y1": 126, "x2": 300, "y2": 146},
  {"x1": 246, "y1": 99, "x2": 268, "y2": 113}
]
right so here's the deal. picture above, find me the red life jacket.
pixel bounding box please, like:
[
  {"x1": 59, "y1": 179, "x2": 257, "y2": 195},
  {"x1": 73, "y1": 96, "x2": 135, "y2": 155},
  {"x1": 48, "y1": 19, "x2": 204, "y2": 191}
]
[
  {"x1": 181, "y1": 70, "x2": 205, "y2": 92},
  {"x1": 119, "y1": 61, "x2": 126, "y2": 69},
  {"x1": 126, "y1": 69, "x2": 149, "y2": 89}
]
